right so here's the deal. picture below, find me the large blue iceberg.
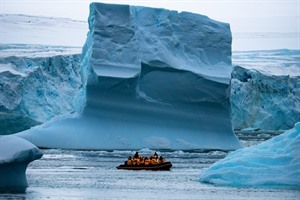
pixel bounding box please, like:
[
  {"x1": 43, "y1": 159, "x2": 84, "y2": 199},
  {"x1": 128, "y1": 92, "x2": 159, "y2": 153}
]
[
  {"x1": 200, "y1": 122, "x2": 300, "y2": 188},
  {"x1": 16, "y1": 3, "x2": 241, "y2": 150}
]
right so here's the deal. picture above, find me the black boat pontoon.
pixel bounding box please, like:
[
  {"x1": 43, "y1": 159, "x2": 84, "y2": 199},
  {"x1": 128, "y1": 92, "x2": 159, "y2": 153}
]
[{"x1": 116, "y1": 162, "x2": 172, "y2": 170}]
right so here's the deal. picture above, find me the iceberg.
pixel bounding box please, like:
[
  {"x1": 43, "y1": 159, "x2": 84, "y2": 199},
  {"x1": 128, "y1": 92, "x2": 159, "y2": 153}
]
[
  {"x1": 200, "y1": 122, "x2": 300, "y2": 188},
  {"x1": 16, "y1": 3, "x2": 241, "y2": 150},
  {"x1": 0, "y1": 135, "x2": 43, "y2": 192},
  {"x1": 231, "y1": 65, "x2": 300, "y2": 131},
  {"x1": 0, "y1": 44, "x2": 84, "y2": 135}
]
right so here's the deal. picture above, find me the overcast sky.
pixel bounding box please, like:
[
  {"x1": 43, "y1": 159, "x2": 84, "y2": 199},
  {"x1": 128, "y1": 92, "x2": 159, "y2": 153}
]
[{"x1": 1, "y1": 0, "x2": 299, "y2": 32}]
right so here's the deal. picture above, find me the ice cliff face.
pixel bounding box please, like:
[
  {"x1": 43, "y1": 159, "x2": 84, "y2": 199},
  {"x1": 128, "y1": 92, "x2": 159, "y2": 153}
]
[
  {"x1": 85, "y1": 3, "x2": 232, "y2": 83},
  {"x1": 0, "y1": 44, "x2": 84, "y2": 134},
  {"x1": 17, "y1": 3, "x2": 241, "y2": 150},
  {"x1": 231, "y1": 65, "x2": 300, "y2": 131}
]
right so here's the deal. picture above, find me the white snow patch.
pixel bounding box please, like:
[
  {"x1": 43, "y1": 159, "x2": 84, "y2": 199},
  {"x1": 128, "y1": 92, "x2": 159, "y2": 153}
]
[{"x1": 0, "y1": 63, "x2": 26, "y2": 77}]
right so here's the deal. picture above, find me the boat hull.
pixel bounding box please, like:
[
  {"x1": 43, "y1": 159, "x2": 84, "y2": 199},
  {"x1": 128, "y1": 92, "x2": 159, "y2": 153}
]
[{"x1": 116, "y1": 162, "x2": 172, "y2": 170}]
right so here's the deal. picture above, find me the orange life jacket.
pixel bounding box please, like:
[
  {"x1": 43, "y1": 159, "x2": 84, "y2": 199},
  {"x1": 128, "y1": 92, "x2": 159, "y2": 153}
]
[
  {"x1": 144, "y1": 159, "x2": 150, "y2": 165},
  {"x1": 127, "y1": 160, "x2": 132, "y2": 165}
]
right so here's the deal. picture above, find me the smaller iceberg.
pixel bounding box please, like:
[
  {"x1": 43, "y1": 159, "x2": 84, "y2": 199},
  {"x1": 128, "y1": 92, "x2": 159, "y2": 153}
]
[
  {"x1": 0, "y1": 135, "x2": 43, "y2": 192},
  {"x1": 200, "y1": 122, "x2": 300, "y2": 188}
]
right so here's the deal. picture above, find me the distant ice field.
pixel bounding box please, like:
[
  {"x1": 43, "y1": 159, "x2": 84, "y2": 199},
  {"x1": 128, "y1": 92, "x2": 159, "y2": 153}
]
[
  {"x1": 232, "y1": 49, "x2": 300, "y2": 76},
  {"x1": 233, "y1": 32, "x2": 299, "y2": 51}
]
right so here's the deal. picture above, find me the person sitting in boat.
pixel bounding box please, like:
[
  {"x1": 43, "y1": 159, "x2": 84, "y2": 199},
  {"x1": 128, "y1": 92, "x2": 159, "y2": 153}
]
[
  {"x1": 138, "y1": 154, "x2": 143, "y2": 163},
  {"x1": 153, "y1": 152, "x2": 158, "y2": 159},
  {"x1": 135, "y1": 153, "x2": 145, "y2": 165},
  {"x1": 159, "y1": 156, "x2": 165, "y2": 163},
  {"x1": 150, "y1": 156, "x2": 158, "y2": 165},
  {"x1": 126, "y1": 156, "x2": 132, "y2": 165},
  {"x1": 133, "y1": 152, "x2": 139, "y2": 165},
  {"x1": 139, "y1": 157, "x2": 145, "y2": 165},
  {"x1": 134, "y1": 152, "x2": 139, "y2": 159},
  {"x1": 144, "y1": 157, "x2": 150, "y2": 165}
]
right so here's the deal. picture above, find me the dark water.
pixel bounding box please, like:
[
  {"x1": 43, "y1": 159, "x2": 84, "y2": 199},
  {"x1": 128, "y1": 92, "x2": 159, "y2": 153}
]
[{"x1": 1, "y1": 147, "x2": 299, "y2": 200}]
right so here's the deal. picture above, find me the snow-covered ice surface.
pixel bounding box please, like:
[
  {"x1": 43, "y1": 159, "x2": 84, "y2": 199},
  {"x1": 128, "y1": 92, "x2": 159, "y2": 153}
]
[
  {"x1": 0, "y1": 44, "x2": 82, "y2": 58},
  {"x1": 232, "y1": 49, "x2": 300, "y2": 76},
  {"x1": 200, "y1": 122, "x2": 300, "y2": 188},
  {"x1": 0, "y1": 135, "x2": 43, "y2": 192},
  {"x1": 0, "y1": 14, "x2": 87, "y2": 47},
  {"x1": 0, "y1": 44, "x2": 84, "y2": 134},
  {"x1": 233, "y1": 32, "x2": 300, "y2": 51},
  {"x1": 0, "y1": 148, "x2": 299, "y2": 199},
  {"x1": 16, "y1": 3, "x2": 241, "y2": 151}
]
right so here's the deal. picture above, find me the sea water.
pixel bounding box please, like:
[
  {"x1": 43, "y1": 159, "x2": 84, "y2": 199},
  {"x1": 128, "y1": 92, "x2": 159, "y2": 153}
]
[{"x1": 1, "y1": 139, "x2": 299, "y2": 200}]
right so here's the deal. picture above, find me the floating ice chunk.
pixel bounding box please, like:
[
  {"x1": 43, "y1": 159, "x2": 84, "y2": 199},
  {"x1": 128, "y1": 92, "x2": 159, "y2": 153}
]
[
  {"x1": 0, "y1": 135, "x2": 43, "y2": 192},
  {"x1": 200, "y1": 122, "x2": 300, "y2": 188}
]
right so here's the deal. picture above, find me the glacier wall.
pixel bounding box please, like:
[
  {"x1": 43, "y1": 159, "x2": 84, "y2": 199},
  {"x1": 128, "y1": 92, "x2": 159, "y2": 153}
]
[
  {"x1": 0, "y1": 44, "x2": 84, "y2": 134},
  {"x1": 231, "y1": 66, "x2": 300, "y2": 131},
  {"x1": 17, "y1": 3, "x2": 241, "y2": 150}
]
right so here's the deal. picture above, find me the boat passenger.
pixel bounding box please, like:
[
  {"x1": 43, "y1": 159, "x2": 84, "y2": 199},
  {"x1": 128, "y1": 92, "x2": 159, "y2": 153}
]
[
  {"x1": 126, "y1": 156, "x2": 132, "y2": 165},
  {"x1": 139, "y1": 157, "x2": 145, "y2": 165},
  {"x1": 153, "y1": 152, "x2": 158, "y2": 159},
  {"x1": 134, "y1": 152, "x2": 139, "y2": 159},
  {"x1": 159, "y1": 156, "x2": 165, "y2": 163},
  {"x1": 151, "y1": 156, "x2": 158, "y2": 165},
  {"x1": 138, "y1": 155, "x2": 144, "y2": 164},
  {"x1": 132, "y1": 159, "x2": 137, "y2": 165},
  {"x1": 144, "y1": 157, "x2": 150, "y2": 165},
  {"x1": 133, "y1": 152, "x2": 140, "y2": 165}
]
